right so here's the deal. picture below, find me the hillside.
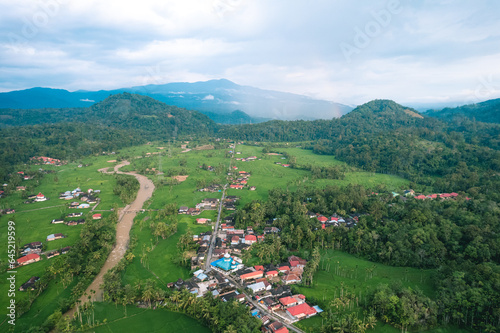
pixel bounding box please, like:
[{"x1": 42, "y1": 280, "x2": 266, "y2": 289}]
[
  {"x1": 426, "y1": 98, "x2": 500, "y2": 124},
  {"x1": 0, "y1": 79, "x2": 353, "y2": 121},
  {"x1": 0, "y1": 93, "x2": 217, "y2": 139}
]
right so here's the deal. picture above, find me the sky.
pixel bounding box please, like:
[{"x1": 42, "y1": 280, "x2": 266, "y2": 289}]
[{"x1": 1, "y1": 0, "x2": 500, "y2": 106}]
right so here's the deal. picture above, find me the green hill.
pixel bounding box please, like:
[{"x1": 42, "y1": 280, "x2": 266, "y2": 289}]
[
  {"x1": 426, "y1": 98, "x2": 500, "y2": 124},
  {"x1": 0, "y1": 93, "x2": 218, "y2": 140}
]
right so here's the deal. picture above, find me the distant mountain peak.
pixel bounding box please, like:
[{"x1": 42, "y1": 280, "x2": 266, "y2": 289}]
[{"x1": 0, "y1": 79, "x2": 353, "y2": 120}]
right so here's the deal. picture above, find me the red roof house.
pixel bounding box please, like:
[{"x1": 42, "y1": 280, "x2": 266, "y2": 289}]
[
  {"x1": 286, "y1": 303, "x2": 317, "y2": 319},
  {"x1": 317, "y1": 216, "x2": 328, "y2": 223},
  {"x1": 254, "y1": 265, "x2": 264, "y2": 271},
  {"x1": 279, "y1": 266, "x2": 290, "y2": 273},
  {"x1": 17, "y1": 253, "x2": 41, "y2": 266},
  {"x1": 240, "y1": 271, "x2": 264, "y2": 281},
  {"x1": 289, "y1": 255, "x2": 307, "y2": 268},
  {"x1": 266, "y1": 270, "x2": 279, "y2": 278},
  {"x1": 245, "y1": 235, "x2": 257, "y2": 244},
  {"x1": 279, "y1": 296, "x2": 298, "y2": 307},
  {"x1": 92, "y1": 213, "x2": 102, "y2": 220}
]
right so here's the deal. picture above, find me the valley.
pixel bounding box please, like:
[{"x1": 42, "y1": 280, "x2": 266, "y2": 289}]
[{"x1": 0, "y1": 96, "x2": 499, "y2": 333}]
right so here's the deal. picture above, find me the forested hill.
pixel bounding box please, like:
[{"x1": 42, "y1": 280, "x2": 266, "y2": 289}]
[
  {"x1": 0, "y1": 93, "x2": 217, "y2": 139},
  {"x1": 425, "y1": 98, "x2": 500, "y2": 124},
  {"x1": 221, "y1": 99, "x2": 500, "y2": 199},
  {"x1": 218, "y1": 99, "x2": 431, "y2": 141},
  {"x1": 0, "y1": 93, "x2": 217, "y2": 179}
]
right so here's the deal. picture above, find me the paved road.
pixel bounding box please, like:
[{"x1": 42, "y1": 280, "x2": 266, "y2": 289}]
[
  {"x1": 204, "y1": 185, "x2": 227, "y2": 271},
  {"x1": 204, "y1": 143, "x2": 236, "y2": 271}
]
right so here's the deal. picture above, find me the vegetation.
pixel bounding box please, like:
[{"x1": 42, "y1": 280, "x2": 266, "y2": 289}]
[{"x1": 426, "y1": 98, "x2": 500, "y2": 124}]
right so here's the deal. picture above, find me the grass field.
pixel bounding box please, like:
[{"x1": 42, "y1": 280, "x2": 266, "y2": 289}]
[
  {"x1": 293, "y1": 250, "x2": 439, "y2": 332},
  {"x1": 79, "y1": 302, "x2": 211, "y2": 333}
]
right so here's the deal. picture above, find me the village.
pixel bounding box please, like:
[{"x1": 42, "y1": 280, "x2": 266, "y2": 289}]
[
  {"x1": 9, "y1": 184, "x2": 103, "y2": 296},
  {"x1": 171, "y1": 155, "x2": 323, "y2": 332}
]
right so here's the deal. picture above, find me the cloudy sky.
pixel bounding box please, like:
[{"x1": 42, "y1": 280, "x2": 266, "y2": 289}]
[{"x1": 1, "y1": 0, "x2": 500, "y2": 105}]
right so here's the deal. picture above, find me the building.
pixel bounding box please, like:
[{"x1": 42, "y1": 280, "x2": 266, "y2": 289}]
[
  {"x1": 244, "y1": 235, "x2": 257, "y2": 245},
  {"x1": 247, "y1": 281, "x2": 270, "y2": 294},
  {"x1": 288, "y1": 256, "x2": 307, "y2": 268},
  {"x1": 47, "y1": 233, "x2": 64, "y2": 241},
  {"x1": 211, "y1": 253, "x2": 243, "y2": 274},
  {"x1": 35, "y1": 192, "x2": 47, "y2": 202},
  {"x1": 19, "y1": 276, "x2": 40, "y2": 291},
  {"x1": 17, "y1": 253, "x2": 41, "y2": 266},
  {"x1": 240, "y1": 270, "x2": 264, "y2": 282},
  {"x1": 92, "y1": 213, "x2": 102, "y2": 220},
  {"x1": 286, "y1": 303, "x2": 317, "y2": 320},
  {"x1": 266, "y1": 270, "x2": 279, "y2": 278},
  {"x1": 231, "y1": 236, "x2": 240, "y2": 245}
]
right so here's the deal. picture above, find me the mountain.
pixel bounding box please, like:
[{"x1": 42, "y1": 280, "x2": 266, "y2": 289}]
[
  {"x1": 425, "y1": 98, "x2": 500, "y2": 124},
  {"x1": 0, "y1": 79, "x2": 352, "y2": 121}
]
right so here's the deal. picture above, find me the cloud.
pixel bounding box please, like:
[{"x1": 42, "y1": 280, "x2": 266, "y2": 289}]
[
  {"x1": 1, "y1": 0, "x2": 499, "y2": 105},
  {"x1": 202, "y1": 94, "x2": 215, "y2": 100}
]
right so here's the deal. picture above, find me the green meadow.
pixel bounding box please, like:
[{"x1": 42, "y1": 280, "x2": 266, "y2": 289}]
[
  {"x1": 293, "y1": 250, "x2": 442, "y2": 333},
  {"x1": 79, "y1": 302, "x2": 211, "y2": 333}
]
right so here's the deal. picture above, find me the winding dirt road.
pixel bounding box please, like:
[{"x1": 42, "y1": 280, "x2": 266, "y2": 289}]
[{"x1": 65, "y1": 161, "x2": 154, "y2": 317}]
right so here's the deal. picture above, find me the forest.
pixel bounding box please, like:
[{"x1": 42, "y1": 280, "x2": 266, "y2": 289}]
[{"x1": 233, "y1": 185, "x2": 500, "y2": 331}]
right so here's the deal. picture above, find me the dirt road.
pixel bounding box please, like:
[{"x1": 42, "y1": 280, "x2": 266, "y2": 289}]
[{"x1": 65, "y1": 161, "x2": 154, "y2": 317}]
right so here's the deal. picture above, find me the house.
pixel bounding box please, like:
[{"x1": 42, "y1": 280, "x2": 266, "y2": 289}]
[
  {"x1": 77, "y1": 203, "x2": 90, "y2": 209},
  {"x1": 47, "y1": 233, "x2": 64, "y2": 241},
  {"x1": 231, "y1": 236, "x2": 240, "y2": 245},
  {"x1": 282, "y1": 274, "x2": 301, "y2": 285},
  {"x1": 188, "y1": 208, "x2": 201, "y2": 215},
  {"x1": 16, "y1": 186, "x2": 26, "y2": 191},
  {"x1": 19, "y1": 276, "x2": 40, "y2": 291},
  {"x1": 264, "y1": 227, "x2": 280, "y2": 234},
  {"x1": 247, "y1": 281, "x2": 269, "y2": 294},
  {"x1": 61, "y1": 246, "x2": 71, "y2": 254},
  {"x1": 286, "y1": 303, "x2": 317, "y2": 320},
  {"x1": 266, "y1": 321, "x2": 289, "y2": 333},
  {"x1": 17, "y1": 253, "x2": 41, "y2": 266},
  {"x1": 230, "y1": 184, "x2": 244, "y2": 189},
  {"x1": 178, "y1": 206, "x2": 189, "y2": 214},
  {"x1": 266, "y1": 270, "x2": 279, "y2": 278},
  {"x1": 279, "y1": 266, "x2": 290, "y2": 273},
  {"x1": 289, "y1": 256, "x2": 307, "y2": 268},
  {"x1": 46, "y1": 250, "x2": 60, "y2": 259},
  {"x1": 35, "y1": 192, "x2": 47, "y2": 202},
  {"x1": 51, "y1": 219, "x2": 64, "y2": 224},
  {"x1": 196, "y1": 218, "x2": 211, "y2": 224},
  {"x1": 250, "y1": 186, "x2": 256, "y2": 191},
  {"x1": 279, "y1": 296, "x2": 298, "y2": 308},
  {"x1": 317, "y1": 216, "x2": 328, "y2": 223},
  {"x1": 92, "y1": 213, "x2": 102, "y2": 220},
  {"x1": 23, "y1": 242, "x2": 42, "y2": 249},
  {"x1": 240, "y1": 270, "x2": 264, "y2": 282},
  {"x1": 244, "y1": 235, "x2": 257, "y2": 245}
]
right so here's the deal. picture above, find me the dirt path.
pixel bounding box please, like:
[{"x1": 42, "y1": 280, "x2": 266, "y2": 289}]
[{"x1": 64, "y1": 161, "x2": 154, "y2": 317}]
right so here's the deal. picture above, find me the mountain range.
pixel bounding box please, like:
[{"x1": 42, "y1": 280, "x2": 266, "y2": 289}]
[{"x1": 0, "y1": 79, "x2": 352, "y2": 123}]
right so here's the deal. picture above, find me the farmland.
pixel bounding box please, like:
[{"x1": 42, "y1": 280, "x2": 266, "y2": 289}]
[{"x1": 0, "y1": 141, "x2": 435, "y2": 332}]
